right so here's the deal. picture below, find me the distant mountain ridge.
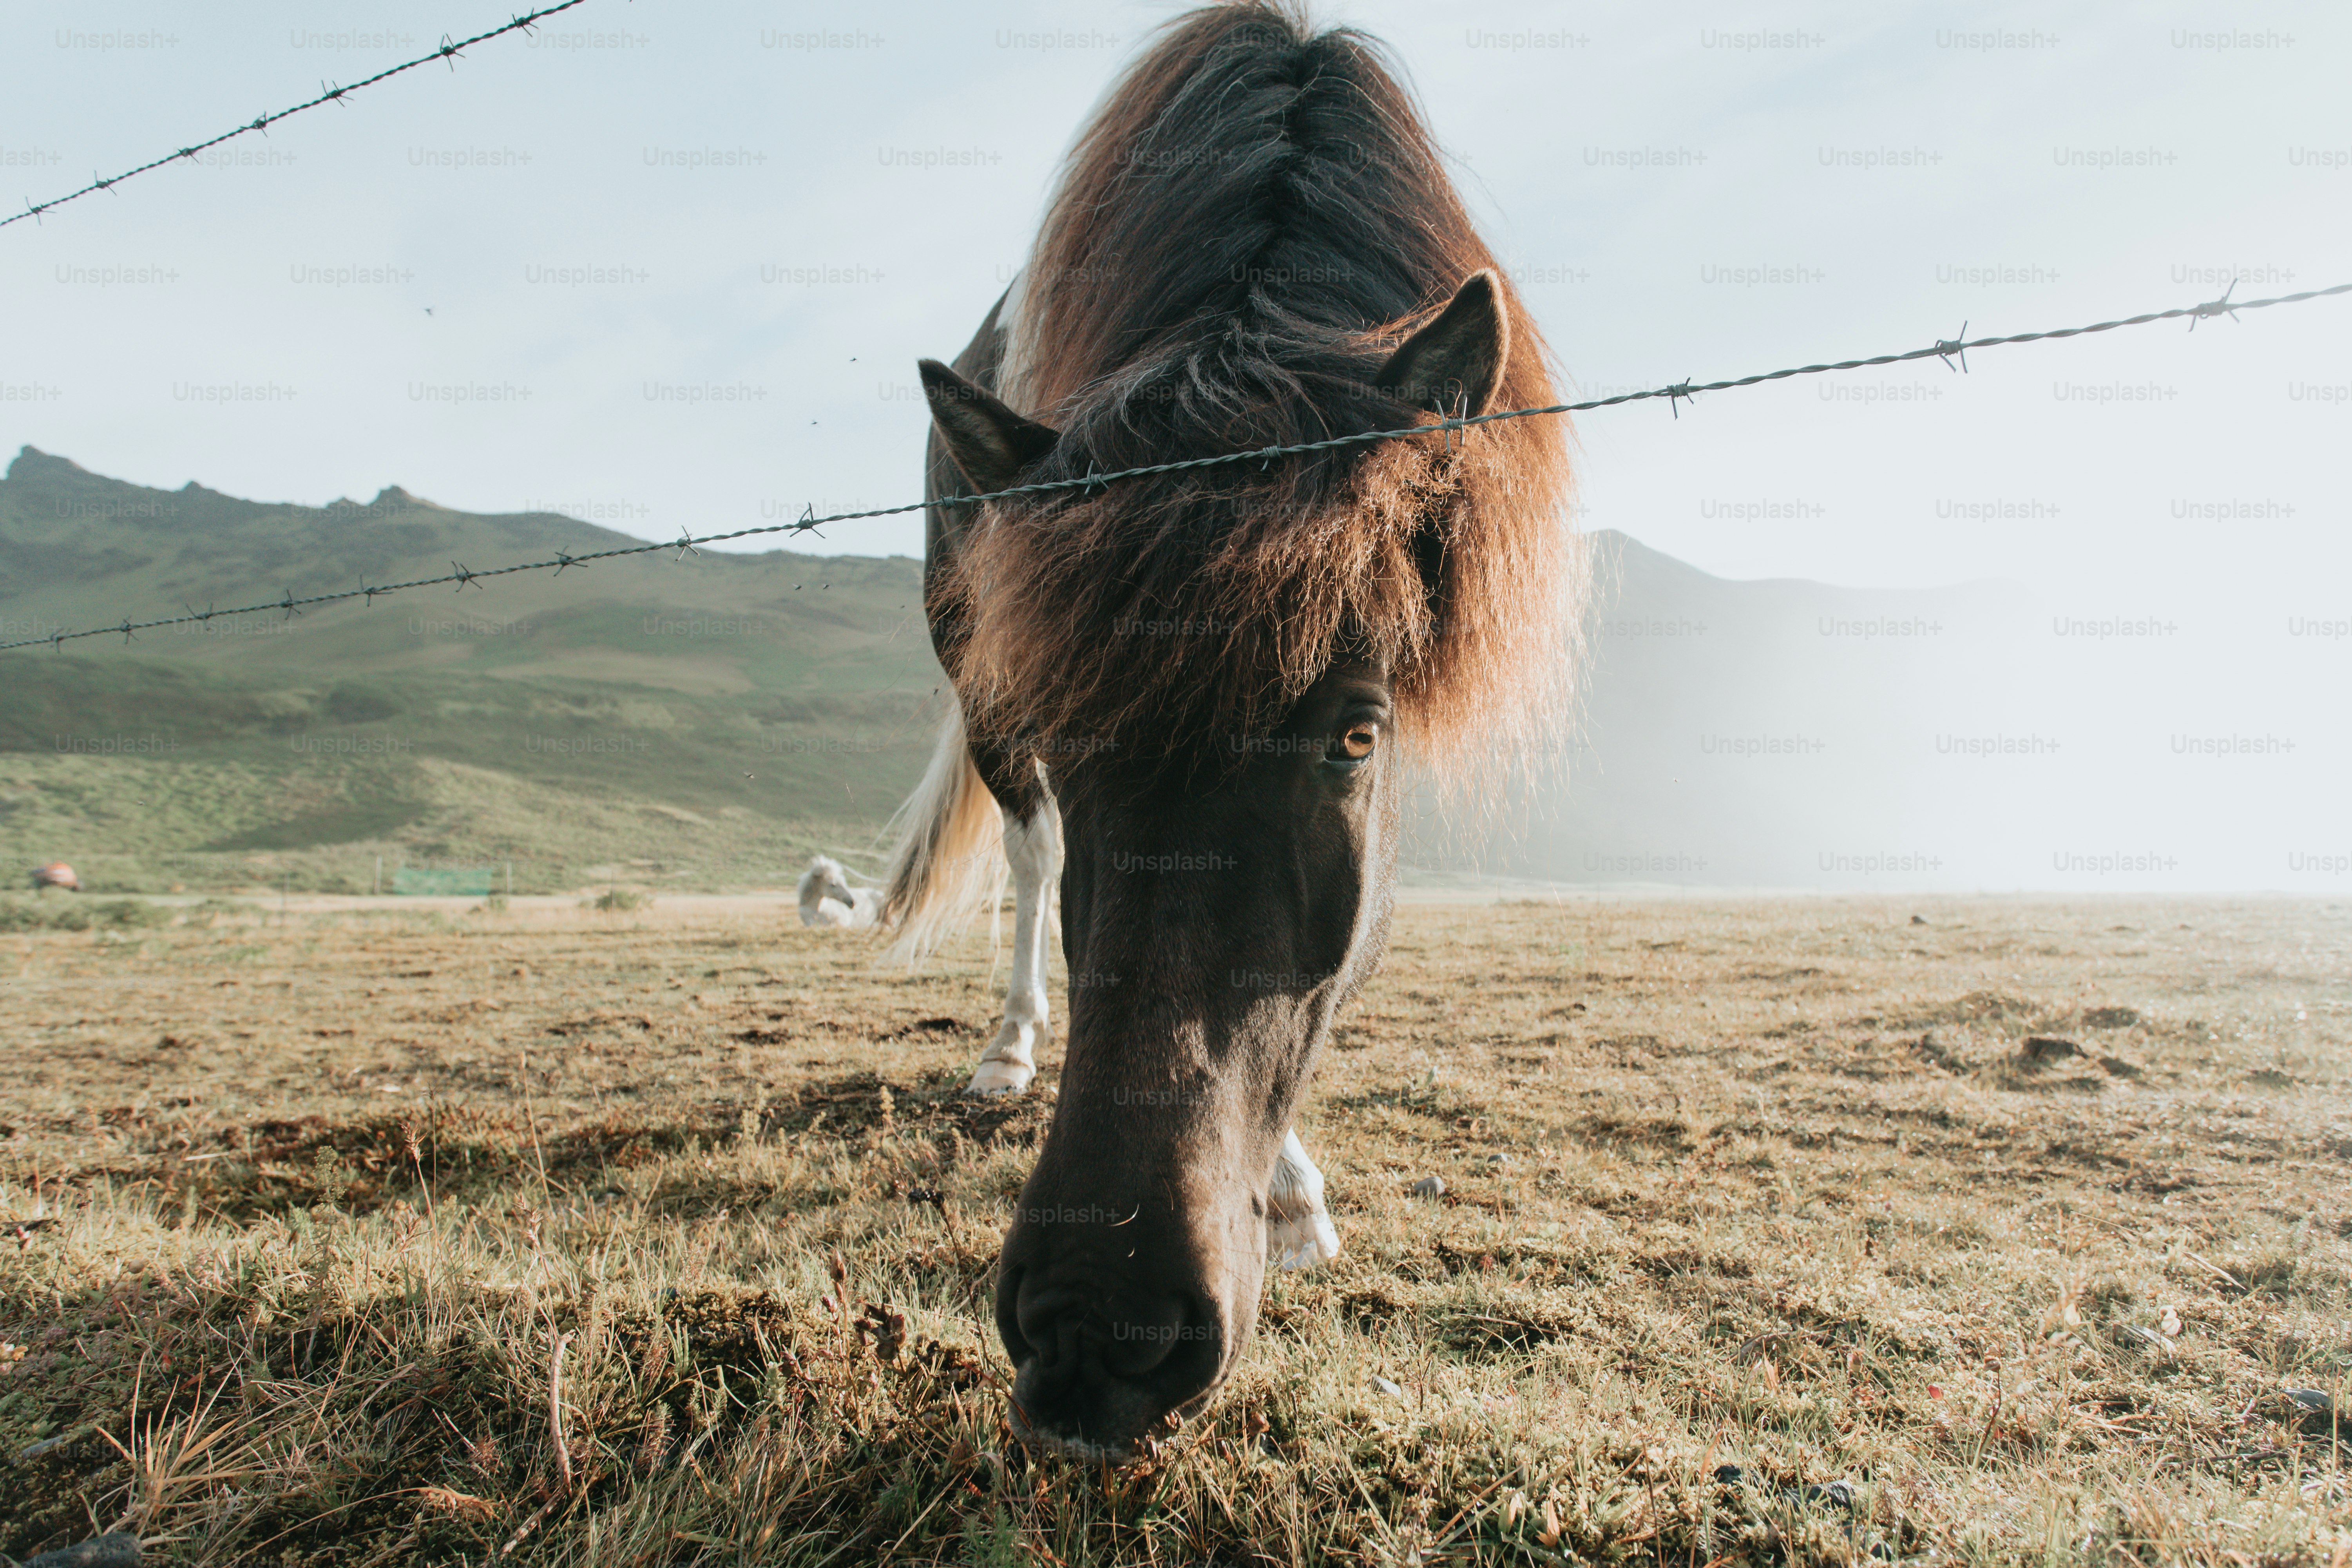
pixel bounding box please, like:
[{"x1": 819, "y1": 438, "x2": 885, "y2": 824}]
[
  {"x1": 0, "y1": 444, "x2": 932, "y2": 691},
  {"x1": 5, "y1": 445, "x2": 732, "y2": 609}
]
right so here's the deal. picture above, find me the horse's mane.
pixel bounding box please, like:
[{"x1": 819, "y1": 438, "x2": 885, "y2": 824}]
[{"x1": 944, "y1": 0, "x2": 1581, "y2": 787}]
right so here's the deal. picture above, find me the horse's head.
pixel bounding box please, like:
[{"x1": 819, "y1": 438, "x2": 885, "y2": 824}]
[
  {"x1": 808, "y1": 856, "x2": 857, "y2": 910},
  {"x1": 920, "y1": 274, "x2": 1533, "y2": 1459}
]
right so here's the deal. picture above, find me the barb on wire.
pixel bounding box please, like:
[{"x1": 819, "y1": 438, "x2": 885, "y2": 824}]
[
  {"x1": 2189, "y1": 279, "x2": 2239, "y2": 331},
  {"x1": 5, "y1": 278, "x2": 2349, "y2": 654},
  {"x1": 1935, "y1": 322, "x2": 1970, "y2": 373},
  {"x1": 2, "y1": 0, "x2": 593, "y2": 232}
]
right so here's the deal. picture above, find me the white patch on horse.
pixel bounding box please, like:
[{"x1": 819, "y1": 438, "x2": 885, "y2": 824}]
[
  {"x1": 966, "y1": 792, "x2": 1061, "y2": 1094},
  {"x1": 1268, "y1": 1126, "x2": 1341, "y2": 1269},
  {"x1": 796, "y1": 854, "x2": 880, "y2": 928}
]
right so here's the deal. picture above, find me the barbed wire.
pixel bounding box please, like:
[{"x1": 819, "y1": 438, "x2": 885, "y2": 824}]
[
  {"x1": 4, "y1": 276, "x2": 2346, "y2": 654},
  {"x1": 2, "y1": 0, "x2": 594, "y2": 231}
]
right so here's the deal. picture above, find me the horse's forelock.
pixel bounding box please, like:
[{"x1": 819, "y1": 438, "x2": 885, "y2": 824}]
[{"x1": 959, "y1": 0, "x2": 1582, "y2": 793}]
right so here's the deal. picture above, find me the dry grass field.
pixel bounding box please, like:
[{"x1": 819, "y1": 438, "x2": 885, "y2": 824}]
[{"x1": 1, "y1": 894, "x2": 2346, "y2": 1566}]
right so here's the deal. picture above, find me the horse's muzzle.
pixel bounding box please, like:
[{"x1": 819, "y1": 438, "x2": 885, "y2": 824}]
[{"x1": 994, "y1": 1231, "x2": 1251, "y2": 1460}]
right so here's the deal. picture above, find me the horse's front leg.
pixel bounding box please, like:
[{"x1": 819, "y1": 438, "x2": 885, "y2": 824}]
[{"x1": 966, "y1": 797, "x2": 1060, "y2": 1095}]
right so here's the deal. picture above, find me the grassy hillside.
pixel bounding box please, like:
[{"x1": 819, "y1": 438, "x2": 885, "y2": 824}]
[{"x1": 0, "y1": 447, "x2": 942, "y2": 892}]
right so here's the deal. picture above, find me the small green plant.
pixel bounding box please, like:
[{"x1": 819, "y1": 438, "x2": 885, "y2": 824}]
[{"x1": 590, "y1": 888, "x2": 645, "y2": 913}]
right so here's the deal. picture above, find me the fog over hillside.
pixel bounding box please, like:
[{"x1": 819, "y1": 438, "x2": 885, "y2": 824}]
[
  {"x1": 4, "y1": 449, "x2": 2338, "y2": 894},
  {"x1": 1424, "y1": 532, "x2": 2345, "y2": 893}
]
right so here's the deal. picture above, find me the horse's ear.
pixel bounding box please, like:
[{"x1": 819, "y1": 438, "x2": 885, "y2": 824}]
[
  {"x1": 919, "y1": 359, "x2": 1060, "y2": 495},
  {"x1": 1375, "y1": 270, "x2": 1511, "y2": 418}
]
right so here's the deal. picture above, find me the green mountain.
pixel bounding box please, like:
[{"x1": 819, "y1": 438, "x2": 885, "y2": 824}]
[{"x1": 0, "y1": 447, "x2": 943, "y2": 894}]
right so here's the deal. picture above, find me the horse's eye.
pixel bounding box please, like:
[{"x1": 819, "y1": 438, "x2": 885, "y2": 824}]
[{"x1": 1332, "y1": 722, "x2": 1379, "y2": 765}]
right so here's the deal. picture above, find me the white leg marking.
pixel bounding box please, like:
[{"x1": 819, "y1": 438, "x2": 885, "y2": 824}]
[
  {"x1": 1268, "y1": 1126, "x2": 1342, "y2": 1269},
  {"x1": 966, "y1": 797, "x2": 1060, "y2": 1095}
]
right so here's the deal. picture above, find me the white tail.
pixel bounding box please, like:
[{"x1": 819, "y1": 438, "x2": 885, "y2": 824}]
[{"x1": 880, "y1": 704, "x2": 1007, "y2": 965}]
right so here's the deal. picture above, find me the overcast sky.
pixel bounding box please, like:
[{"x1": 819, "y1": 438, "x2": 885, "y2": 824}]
[{"x1": 4, "y1": 0, "x2": 2345, "y2": 888}]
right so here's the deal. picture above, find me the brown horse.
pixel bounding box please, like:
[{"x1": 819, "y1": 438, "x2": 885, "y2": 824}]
[{"x1": 882, "y1": 0, "x2": 1581, "y2": 1460}]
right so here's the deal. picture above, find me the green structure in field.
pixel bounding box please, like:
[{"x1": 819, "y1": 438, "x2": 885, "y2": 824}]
[{"x1": 389, "y1": 865, "x2": 500, "y2": 897}]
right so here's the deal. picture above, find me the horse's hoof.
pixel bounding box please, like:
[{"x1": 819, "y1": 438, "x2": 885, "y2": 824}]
[{"x1": 964, "y1": 1061, "x2": 1034, "y2": 1095}]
